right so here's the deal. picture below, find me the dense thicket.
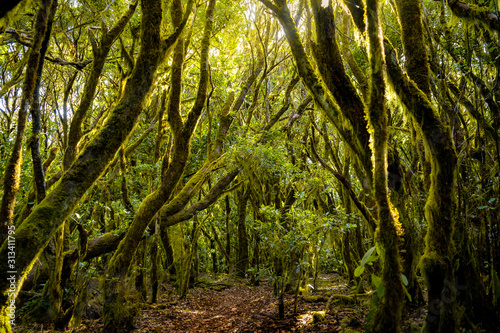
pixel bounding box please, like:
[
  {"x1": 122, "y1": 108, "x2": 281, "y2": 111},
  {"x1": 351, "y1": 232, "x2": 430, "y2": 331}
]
[{"x1": 0, "y1": 0, "x2": 499, "y2": 332}]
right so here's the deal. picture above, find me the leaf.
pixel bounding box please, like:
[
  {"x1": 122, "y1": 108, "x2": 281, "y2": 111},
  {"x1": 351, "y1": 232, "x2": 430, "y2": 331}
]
[
  {"x1": 360, "y1": 246, "x2": 376, "y2": 267},
  {"x1": 354, "y1": 275, "x2": 365, "y2": 294},
  {"x1": 354, "y1": 265, "x2": 365, "y2": 277},
  {"x1": 377, "y1": 284, "x2": 384, "y2": 297},
  {"x1": 401, "y1": 274, "x2": 408, "y2": 286},
  {"x1": 365, "y1": 255, "x2": 379, "y2": 265},
  {"x1": 371, "y1": 274, "x2": 381, "y2": 288},
  {"x1": 404, "y1": 286, "x2": 412, "y2": 302}
]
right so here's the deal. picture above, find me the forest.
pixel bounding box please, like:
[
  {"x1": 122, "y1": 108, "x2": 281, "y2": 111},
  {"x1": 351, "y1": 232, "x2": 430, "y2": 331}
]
[{"x1": 0, "y1": 0, "x2": 499, "y2": 332}]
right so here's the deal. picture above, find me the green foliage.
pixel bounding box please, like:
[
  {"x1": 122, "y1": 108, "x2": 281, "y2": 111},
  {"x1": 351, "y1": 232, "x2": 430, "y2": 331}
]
[
  {"x1": 354, "y1": 247, "x2": 411, "y2": 302},
  {"x1": 354, "y1": 246, "x2": 378, "y2": 278},
  {"x1": 228, "y1": 131, "x2": 301, "y2": 186}
]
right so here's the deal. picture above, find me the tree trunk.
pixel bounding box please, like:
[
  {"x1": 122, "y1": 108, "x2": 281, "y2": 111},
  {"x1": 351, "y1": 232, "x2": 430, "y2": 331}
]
[
  {"x1": 134, "y1": 240, "x2": 146, "y2": 301},
  {"x1": 160, "y1": 227, "x2": 177, "y2": 277},
  {"x1": 28, "y1": 0, "x2": 57, "y2": 204},
  {"x1": 388, "y1": 0, "x2": 459, "y2": 329},
  {"x1": 225, "y1": 195, "x2": 231, "y2": 272},
  {"x1": 250, "y1": 207, "x2": 260, "y2": 286},
  {"x1": 150, "y1": 219, "x2": 159, "y2": 304},
  {"x1": 365, "y1": 0, "x2": 405, "y2": 331},
  {"x1": 40, "y1": 227, "x2": 64, "y2": 323},
  {"x1": 210, "y1": 235, "x2": 217, "y2": 273},
  {"x1": 237, "y1": 189, "x2": 249, "y2": 277}
]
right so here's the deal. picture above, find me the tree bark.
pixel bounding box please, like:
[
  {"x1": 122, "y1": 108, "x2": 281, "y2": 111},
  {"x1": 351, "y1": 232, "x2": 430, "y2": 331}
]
[
  {"x1": 365, "y1": 0, "x2": 404, "y2": 331},
  {"x1": 225, "y1": 195, "x2": 231, "y2": 271},
  {"x1": 28, "y1": 0, "x2": 57, "y2": 204},
  {"x1": 388, "y1": 0, "x2": 459, "y2": 329},
  {"x1": 310, "y1": 0, "x2": 370, "y2": 176},
  {"x1": 236, "y1": 188, "x2": 249, "y2": 277}
]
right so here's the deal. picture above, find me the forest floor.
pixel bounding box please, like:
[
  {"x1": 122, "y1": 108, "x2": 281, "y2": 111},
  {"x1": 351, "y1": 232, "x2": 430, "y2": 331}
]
[{"x1": 14, "y1": 273, "x2": 426, "y2": 332}]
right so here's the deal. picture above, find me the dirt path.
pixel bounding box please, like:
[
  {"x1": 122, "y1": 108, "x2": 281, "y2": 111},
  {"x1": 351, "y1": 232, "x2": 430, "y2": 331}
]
[
  {"x1": 134, "y1": 280, "x2": 353, "y2": 333},
  {"x1": 69, "y1": 275, "x2": 356, "y2": 332},
  {"x1": 18, "y1": 274, "x2": 425, "y2": 332},
  {"x1": 143, "y1": 284, "x2": 281, "y2": 332}
]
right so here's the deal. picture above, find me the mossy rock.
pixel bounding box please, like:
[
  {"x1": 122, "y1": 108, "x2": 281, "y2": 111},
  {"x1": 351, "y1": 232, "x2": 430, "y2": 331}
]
[
  {"x1": 325, "y1": 294, "x2": 356, "y2": 312},
  {"x1": 312, "y1": 311, "x2": 326, "y2": 323},
  {"x1": 342, "y1": 328, "x2": 362, "y2": 333},
  {"x1": 341, "y1": 316, "x2": 362, "y2": 329}
]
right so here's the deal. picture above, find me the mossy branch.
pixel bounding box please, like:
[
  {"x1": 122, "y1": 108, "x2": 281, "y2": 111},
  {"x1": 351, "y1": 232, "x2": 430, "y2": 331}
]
[
  {"x1": 447, "y1": 0, "x2": 500, "y2": 33},
  {"x1": 310, "y1": 131, "x2": 377, "y2": 233},
  {"x1": 258, "y1": 0, "x2": 370, "y2": 179},
  {"x1": 161, "y1": 170, "x2": 239, "y2": 228},
  {"x1": 63, "y1": 1, "x2": 138, "y2": 170},
  {"x1": 0, "y1": 0, "x2": 54, "y2": 246},
  {"x1": 310, "y1": 1, "x2": 370, "y2": 170}
]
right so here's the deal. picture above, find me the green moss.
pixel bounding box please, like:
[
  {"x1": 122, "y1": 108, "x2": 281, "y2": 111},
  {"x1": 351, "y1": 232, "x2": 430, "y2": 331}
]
[
  {"x1": 312, "y1": 311, "x2": 326, "y2": 323},
  {"x1": 448, "y1": 2, "x2": 500, "y2": 34},
  {"x1": 395, "y1": 0, "x2": 430, "y2": 95},
  {"x1": 384, "y1": 42, "x2": 458, "y2": 332},
  {"x1": 419, "y1": 250, "x2": 446, "y2": 286},
  {"x1": 102, "y1": 297, "x2": 138, "y2": 332},
  {"x1": 0, "y1": 306, "x2": 14, "y2": 333}
]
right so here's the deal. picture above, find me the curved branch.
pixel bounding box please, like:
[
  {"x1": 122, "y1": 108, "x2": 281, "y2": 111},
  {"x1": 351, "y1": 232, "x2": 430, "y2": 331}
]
[
  {"x1": 309, "y1": 137, "x2": 376, "y2": 233},
  {"x1": 447, "y1": 0, "x2": 500, "y2": 33}
]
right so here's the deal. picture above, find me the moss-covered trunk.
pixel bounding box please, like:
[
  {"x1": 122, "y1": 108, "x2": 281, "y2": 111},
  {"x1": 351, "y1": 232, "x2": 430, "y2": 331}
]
[
  {"x1": 0, "y1": 0, "x2": 172, "y2": 330},
  {"x1": 225, "y1": 195, "x2": 231, "y2": 272},
  {"x1": 41, "y1": 227, "x2": 64, "y2": 322},
  {"x1": 62, "y1": 2, "x2": 138, "y2": 170},
  {"x1": 386, "y1": 43, "x2": 459, "y2": 331},
  {"x1": 365, "y1": 0, "x2": 404, "y2": 331},
  {"x1": 0, "y1": 0, "x2": 54, "y2": 248},
  {"x1": 389, "y1": 0, "x2": 459, "y2": 330},
  {"x1": 310, "y1": 0, "x2": 371, "y2": 179},
  {"x1": 236, "y1": 188, "x2": 249, "y2": 277},
  {"x1": 160, "y1": 227, "x2": 177, "y2": 277},
  {"x1": 150, "y1": 218, "x2": 159, "y2": 304},
  {"x1": 28, "y1": 0, "x2": 56, "y2": 204}
]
